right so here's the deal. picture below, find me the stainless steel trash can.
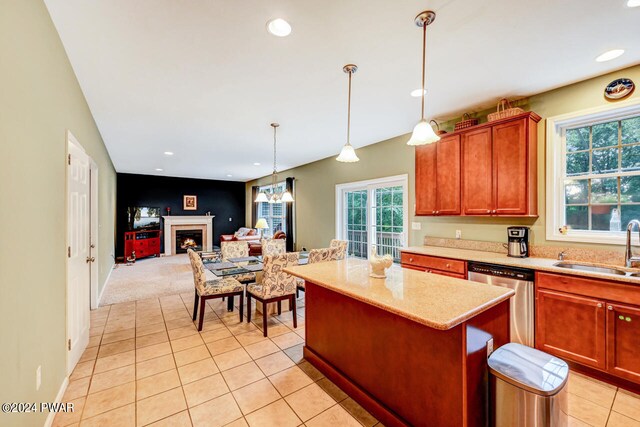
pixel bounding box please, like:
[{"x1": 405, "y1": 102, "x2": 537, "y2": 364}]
[{"x1": 488, "y1": 343, "x2": 569, "y2": 427}]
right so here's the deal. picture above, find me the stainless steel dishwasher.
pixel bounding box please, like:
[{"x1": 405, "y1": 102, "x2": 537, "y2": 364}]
[{"x1": 468, "y1": 262, "x2": 535, "y2": 347}]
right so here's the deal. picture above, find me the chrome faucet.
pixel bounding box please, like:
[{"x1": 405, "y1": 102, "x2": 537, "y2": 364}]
[
  {"x1": 557, "y1": 251, "x2": 566, "y2": 261},
  {"x1": 625, "y1": 220, "x2": 640, "y2": 267}
]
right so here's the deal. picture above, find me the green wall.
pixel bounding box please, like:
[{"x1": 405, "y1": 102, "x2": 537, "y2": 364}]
[
  {"x1": 247, "y1": 65, "x2": 640, "y2": 251},
  {"x1": 0, "y1": 1, "x2": 116, "y2": 425}
]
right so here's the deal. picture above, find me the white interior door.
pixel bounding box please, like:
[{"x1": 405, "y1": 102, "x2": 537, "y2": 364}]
[{"x1": 67, "y1": 132, "x2": 91, "y2": 374}]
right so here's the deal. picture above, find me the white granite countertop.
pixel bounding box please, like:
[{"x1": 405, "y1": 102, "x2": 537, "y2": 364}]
[
  {"x1": 285, "y1": 258, "x2": 514, "y2": 331},
  {"x1": 401, "y1": 246, "x2": 640, "y2": 285}
]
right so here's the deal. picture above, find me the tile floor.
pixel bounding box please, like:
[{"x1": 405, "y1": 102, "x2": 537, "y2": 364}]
[
  {"x1": 54, "y1": 292, "x2": 640, "y2": 426},
  {"x1": 54, "y1": 293, "x2": 379, "y2": 426}
]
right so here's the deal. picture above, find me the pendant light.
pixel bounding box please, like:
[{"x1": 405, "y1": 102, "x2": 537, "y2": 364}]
[
  {"x1": 407, "y1": 10, "x2": 440, "y2": 146},
  {"x1": 336, "y1": 64, "x2": 360, "y2": 162},
  {"x1": 254, "y1": 123, "x2": 294, "y2": 203}
]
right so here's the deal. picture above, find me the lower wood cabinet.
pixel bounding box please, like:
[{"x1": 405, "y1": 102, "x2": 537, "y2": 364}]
[
  {"x1": 536, "y1": 289, "x2": 606, "y2": 369},
  {"x1": 536, "y1": 272, "x2": 640, "y2": 384},
  {"x1": 607, "y1": 302, "x2": 640, "y2": 383},
  {"x1": 400, "y1": 252, "x2": 467, "y2": 279}
]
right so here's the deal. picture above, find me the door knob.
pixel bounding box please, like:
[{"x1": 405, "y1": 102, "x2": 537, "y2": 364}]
[
  {"x1": 90, "y1": 244, "x2": 95, "y2": 249},
  {"x1": 86, "y1": 256, "x2": 95, "y2": 263},
  {"x1": 608, "y1": 305, "x2": 613, "y2": 310},
  {"x1": 597, "y1": 303, "x2": 603, "y2": 308}
]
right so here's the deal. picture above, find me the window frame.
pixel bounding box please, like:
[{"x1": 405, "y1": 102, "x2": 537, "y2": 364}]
[
  {"x1": 257, "y1": 182, "x2": 287, "y2": 236},
  {"x1": 546, "y1": 98, "x2": 640, "y2": 245}
]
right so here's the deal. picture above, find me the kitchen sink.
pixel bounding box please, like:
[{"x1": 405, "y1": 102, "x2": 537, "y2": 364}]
[{"x1": 553, "y1": 262, "x2": 627, "y2": 276}]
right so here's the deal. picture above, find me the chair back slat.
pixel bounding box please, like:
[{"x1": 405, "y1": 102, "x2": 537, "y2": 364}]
[
  {"x1": 187, "y1": 249, "x2": 207, "y2": 294},
  {"x1": 329, "y1": 239, "x2": 348, "y2": 260},
  {"x1": 262, "y1": 239, "x2": 286, "y2": 256},
  {"x1": 221, "y1": 241, "x2": 249, "y2": 259},
  {"x1": 261, "y1": 252, "x2": 300, "y2": 298}
]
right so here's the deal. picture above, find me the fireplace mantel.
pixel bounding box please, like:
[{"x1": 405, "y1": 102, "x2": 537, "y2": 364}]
[{"x1": 162, "y1": 215, "x2": 214, "y2": 256}]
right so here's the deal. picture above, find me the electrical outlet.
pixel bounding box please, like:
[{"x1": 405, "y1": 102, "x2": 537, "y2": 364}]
[
  {"x1": 36, "y1": 365, "x2": 41, "y2": 391},
  {"x1": 455, "y1": 230, "x2": 462, "y2": 239},
  {"x1": 411, "y1": 222, "x2": 422, "y2": 230},
  {"x1": 486, "y1": 338, "x2": 494, "y2": 358}
]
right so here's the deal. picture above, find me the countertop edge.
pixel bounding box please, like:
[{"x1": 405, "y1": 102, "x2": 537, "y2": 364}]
[
  {"x1": 400, "y1": 246, "x2": 640, "y2": 285},
  {"x1": 284, "y1": 266, "x2": 515, "y2": 330}
]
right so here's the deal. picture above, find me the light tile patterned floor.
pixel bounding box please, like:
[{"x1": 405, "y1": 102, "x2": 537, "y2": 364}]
[
  {"x1": 54, "y1": 293, "x2": 381, "y2": 426},
  {"x1": 54, "y1": 290, "x2": 640, "y2": 426}
]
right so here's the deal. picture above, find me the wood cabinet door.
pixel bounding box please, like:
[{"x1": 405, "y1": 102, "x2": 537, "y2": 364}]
[
  {"x1": 462, "y1": 128, "x2": 493, "y2": 215},
  {"x1": 606, "y1": 302, "x2": 640, "y2": 382},
  {"x1": 415, "y1": 143, "x2": 437, "y2": 215},
  {"x1": 436, "y1": 135, "x2": 461, "y2": 215},
  {"x1": 536, "y1": 289, "x2": 606, "y2": 369},
  {"x1": 492, "y1": 118, "x2": 528, "y2": 215}
]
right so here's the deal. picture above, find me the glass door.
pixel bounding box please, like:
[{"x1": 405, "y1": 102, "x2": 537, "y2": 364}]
[
  {"x1": 371, "y1": 185, "x2": 405, "y2": 262},
  {"x1": 344, "y1": 189, "x2": 368, "y2": 258},
  {"x1": 337, "y1": 176, "x2": 408, "y2": 261}
]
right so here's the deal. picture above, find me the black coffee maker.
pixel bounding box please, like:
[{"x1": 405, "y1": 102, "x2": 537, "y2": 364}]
[{"x1": 507, "y1": 227, "x2": 530, "y2": 258}]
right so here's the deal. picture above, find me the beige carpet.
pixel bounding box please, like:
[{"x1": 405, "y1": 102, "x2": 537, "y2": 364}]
[{"x1": 101, "y1": 254, "x2": 195, "y2": 306}]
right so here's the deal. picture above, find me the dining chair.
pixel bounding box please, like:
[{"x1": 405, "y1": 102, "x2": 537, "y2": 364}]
[
  {"x1": 221, "y1": 241, "x2": 249, "y2": 259},
  {"x1": 330, "y1": 239, "x2": 348, "y2": 260},
  {"x1": 220, "y1": 241, "x2": 256, "y2": 283},
  {"x1": 296, "y1": 247, "x2": 339, "y2": 297},
  {"x1": 261, "y1": 238, "x2": 286, "y2": 256},
  {"x1": 187, "y1": 249, "x2": 244, "y2": 331},
  {"x1": 246, "y1": 252, "x2": 299, "y2": 336}
]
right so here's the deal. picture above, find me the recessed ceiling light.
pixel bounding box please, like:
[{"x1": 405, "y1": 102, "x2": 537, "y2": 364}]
[
  {"x1": 155, "y1": 168, "x2": 163, "y2": 172},
  {"x1": 226, "y1": 174, "x2": 233, "y2": 177},
  {"x1": 267, "y1": 18, "x2": 292, "y2": 37},
  {"x1": 253, "y1": 162, "x2": 261, "y2": 166},
  {"x1": 596, "y1": 49, "x2": 625, "y2": 62},
  {"x1": 164, "y1": 151, "x2": 174, "y2": 156},
  {"x1": 411, "y1": 89, "x2": 426, "y2": 97},
  {"x1": 627, "y1": 0, "x2": 640, "y2": 7}
]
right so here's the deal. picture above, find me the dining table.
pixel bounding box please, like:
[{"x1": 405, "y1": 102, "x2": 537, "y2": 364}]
[{"x1": 199, "y1": 252, "x2": 309, "y2": 312}]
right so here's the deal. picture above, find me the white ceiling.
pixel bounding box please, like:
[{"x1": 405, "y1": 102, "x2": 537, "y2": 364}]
[{"x1": 45, "y1": 0, "x2": 639, "y2": 182}]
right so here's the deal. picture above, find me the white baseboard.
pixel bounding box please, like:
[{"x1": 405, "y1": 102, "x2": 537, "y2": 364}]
[
  {"x1": 43, "y1": 376, "x2": 69, "y2": 427},
  {"x1": 98, "y1": 264, "x2": 114, "y2": 307}
]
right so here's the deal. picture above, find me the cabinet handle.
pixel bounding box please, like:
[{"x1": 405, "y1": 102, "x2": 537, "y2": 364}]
[
  {"x1": 608, "y1": 305, "x2": 613, "y2": 311},
  {"x1": 409, "y1": 258, "x2": 414, "y2": 262},
  {"x1": 492, "y1": 210, "x2": 497, "y2": 214},
  {"x1": 446, "y1": 263, "x2": 451, "y2": 268},
  {"x1": 486, "y1": 210, "x2": 491, "y2": 213},
  {"x1": 436, "y1": 211, "x2": 439, "y2": 214},
  {"x1": 432, "y1": 210, "x2": 436, "y2": 214},
  {"x1": 597, "y1": 303, "x2": 603, "y2": 308}
]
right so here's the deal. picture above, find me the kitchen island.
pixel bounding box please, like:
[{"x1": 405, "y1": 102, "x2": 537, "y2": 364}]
[{"x1": 285, "y1": 258, "x2": 514, "y2": 427}]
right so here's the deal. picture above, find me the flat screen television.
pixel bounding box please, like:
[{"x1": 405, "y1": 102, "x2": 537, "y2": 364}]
[{"x1": 127, "y1": 207, "x2": 161, "y2": 231}]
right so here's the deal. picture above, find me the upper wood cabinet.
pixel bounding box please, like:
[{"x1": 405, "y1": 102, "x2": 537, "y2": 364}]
[
  {"x1": 415, "y1": 134, "x2": 461, "y2": 216},
  {"x1": 462, "y1": 128, "x2": 493, "y2": 215},
  {"x1": 417, "y1": 112, "x2": 540, "y2": 217}
]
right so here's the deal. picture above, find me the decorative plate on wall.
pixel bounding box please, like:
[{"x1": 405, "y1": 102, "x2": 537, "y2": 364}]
[{"x1": 604, "y1": 78, "x2": 635, "y2": 100}]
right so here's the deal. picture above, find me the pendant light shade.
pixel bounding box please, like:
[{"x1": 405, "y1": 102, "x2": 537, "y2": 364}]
[
  {"x1": 254, "y1": 192, "x2": 269, "y2": 203},
  {"x1": 407, "y1": 119, "x2": 441, "y2": 146},
  {"x1": 407, "y1": 10, "x2": 440, "y2": 146},
  {"x1": 337, "y1": 64, "x2": 359, "y2": 163},
  {"x1": 280, "y1": 191, "x2": 294, "y2": 202},
  {"x1": 336, "y1": 144, "x2": 359, "y2": 162}
]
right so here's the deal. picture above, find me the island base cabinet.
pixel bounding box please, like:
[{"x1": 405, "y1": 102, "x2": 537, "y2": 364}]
[
  {"x1": 535, "y1": 289, "x2": 606, "y2": 370},
  {"x1": 303, "y1": 281, "x2": 509, "y2": 427},
  {"x1": 607, "y1": 303, "x2": 640, "y2": 383}
]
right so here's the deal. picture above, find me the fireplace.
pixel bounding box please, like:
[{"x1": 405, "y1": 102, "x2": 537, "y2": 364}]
[
  {"x1": 162, "y1": 215, "x2": 214, "y2": 256},
  {"x1": 176, "y1": 229, "x2": 203, "y2": 253}
]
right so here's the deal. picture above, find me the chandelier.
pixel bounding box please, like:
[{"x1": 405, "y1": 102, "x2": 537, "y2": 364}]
[{"x1": 254, "y1": 123, "x2": 294, "y2": 203}]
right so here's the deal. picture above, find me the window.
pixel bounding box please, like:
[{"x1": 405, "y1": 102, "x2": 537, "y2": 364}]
[
  {"x1": 257, "y1": 182, "x2": 287, "y2": 235},
  {"x1": 547, "y1": 100, "x2": 640, "y2": 244},
  {"x1": 336, "y1": 175, "x2": 408, "y2": 262}
]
